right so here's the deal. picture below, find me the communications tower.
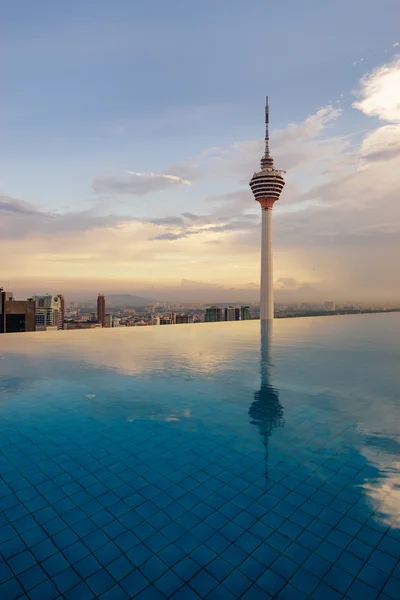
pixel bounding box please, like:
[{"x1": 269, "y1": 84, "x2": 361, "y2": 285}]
[{"x1": 249, "y1": 97, "x2": 285, "y2": 320}]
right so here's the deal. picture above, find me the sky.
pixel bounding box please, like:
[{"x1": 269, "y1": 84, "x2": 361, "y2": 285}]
[{"x1": 1, "y1": 0, "x2": 400, "y2": 303}]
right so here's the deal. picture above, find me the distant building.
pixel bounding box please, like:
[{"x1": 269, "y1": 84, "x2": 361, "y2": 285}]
[
  {"x1": 323, "y1": 301, "x2": 336, "y2": 311},
  {"x1": 241, "y1": 306, "x2": 251, "y2": 320},
  {"x1": 105, "y1": 314, "x2": 113, "y2": 328},
  {"x1": 33, "y1": 295, "x2": 62, "y2": 330},
  {"x1": 205, "y1": 306, "x2": 223, "y2": 322},
  {"x1": 151, "y1": 315, "x2": 160, "y2": 326},
  {"x1": 57, "y1": 295, "x2": 65, "y2": 329},
  {"x1": 224, "y1": 306, "x2": 236, "y2": 321},
  {"x1": 170, "y1": 313, "x2": 177, "y2": 324},
  {"x1": 112, "y1": 317, "x2": 121, "y2": 327},
  {"x1": 97, "y1": 295, "x2": 106, "y2": 327},
  {"x1": 160, "y1": 317, "x2": 172, "y2": 325},
  {"x1": 176, "y1": 314, "x2": 193, "y2": 324},
  {"x1": 64, "y1": 321, "x2": 102, "y2": 330},
  {"x1": 0, "y1": 290, "x2": 36, "y2": 333},
  {"x1": 234, "y1": 307, "x2": 241, "y2": 321}
]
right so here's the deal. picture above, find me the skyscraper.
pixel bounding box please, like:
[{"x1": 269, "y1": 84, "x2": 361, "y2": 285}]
[
  {"x1": 0, "y1": 290, "x2": 36, "y2": 333},
  {"x1": 224, "y1": 306, "x2": 236, "y2": 321},
  {"x1": 249, "y1": 97, "x2": 285, "y2": 320},
  {"x1": 57, "y1": 294, "x2": 65, "y2": 329},
  {"x1": 240, "y1": 306, "x2": 251, "y2": 321},
  {"x1": 205, "y1": 306, "x2": 223, "y2": 322},
  {"x1": 33, "y1": 295, "x2": 62, "y2": 330},
  {"x1": 97, "y1": 295, "x2": 106, "y2": 327}
]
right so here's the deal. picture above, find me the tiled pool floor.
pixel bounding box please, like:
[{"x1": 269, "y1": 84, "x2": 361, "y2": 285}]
[{"x1": 0, "y1": 315, "x2": 399, "y2": 598}]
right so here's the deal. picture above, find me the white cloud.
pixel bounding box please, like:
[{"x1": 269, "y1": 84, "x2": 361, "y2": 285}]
[
  {"x1": 353, "y1": 55, "x2": 400, "y2": 122},
  {"x1": 93, "y1": 170, "x2": 191, "y2": 196},
  {"x1": 127, "y1": 172, "x2": 191, "y2": 185}
]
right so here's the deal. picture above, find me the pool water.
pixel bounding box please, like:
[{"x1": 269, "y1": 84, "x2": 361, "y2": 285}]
[{"x1": 0, "y1": 314, "x2": 399, "y2": 599}]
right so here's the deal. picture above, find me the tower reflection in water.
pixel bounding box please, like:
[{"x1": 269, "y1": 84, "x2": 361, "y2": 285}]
[{"x1": 248, "y1": 321, "x2": 284, "y2": 479}]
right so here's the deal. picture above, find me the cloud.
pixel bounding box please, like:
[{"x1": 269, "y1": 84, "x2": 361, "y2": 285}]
[
  {"x1": 0, "y1": 196, "x2": 40, "y2": 216},
  {"x1": 353, "y1": 55, "x2": 400, "y2": 122},
  {"x1": 127, "y1": 172, "x2": 191, "y2": 185},
  {"x1": 393, "y1": 42, "x2": 399, "y2": 47},
  {"x1": 92, "y1": 170, "x2": 191, "y2": 196}
]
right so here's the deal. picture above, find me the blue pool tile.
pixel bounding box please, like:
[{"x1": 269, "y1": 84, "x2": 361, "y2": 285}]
[
  {"x1": 127, "y1": 544, "x2": 157, "y2": 567},
  {"x1": 170, "y1": 584, "x2": 202, "y2": 599},
  {"x1": 191, "y1": 543, "x2": 217, "y2": 567},
  {"x1": 86, "y1": 568, "x2": 115, "y2": 596},
  {"x1": 154, "y1": 569, "x2": 184, "y2": 596},
  {"x1": 0, "y1": 576, "x2": 25, "y2": 600},
  {"x1": 316, "y1": 540, "x2": 342, "y2": 563},
  {"x1": 8, "y1": 549, "x2": 37, "y2": 575},
  {"x1": 311, "y1": 580, "x2": 344, "y2": 600},
  {"x1": 98, "y1": 584, "x2": 130, "y2": 600},
  {"x1": 0, "y1": 562, "x2": 13, "y2": 585},
  {"x1": 323, "y1": 565, "x2": 354, "y2": 594},
  {"x1": 346, "y1": 577, "x2": 380, "y2": 599},
  {"x1": 107, "y1": 555, "x2": 134, "y2": 580},
  {"x1": 119, "y1": 570, "x2": 149, "y2": 598},
  {"x1": 83, "y1": 529, "x2": 110, "y2": 552},
  {"x1": 172, "y1": 556, "x2": 201, "y2": 580},
  {"x1": 147, "y1": 532, "x2": 176, "y2": 552},
  {"x1": 278, "y1": 582, "x2": 308, "y2": 599},
  {"x1": 0, "y1": 523, "x2": 17, "y2": 544},
  {"x1": 382, "y1": 576, "x2": 400, "y2": 599},
  {"x1": 140, "y1": 556, "x2": 169, "y2": 580},
  {"x1": 270, "y1": 555, "x2": 299, "y2": 581},
  {"x1": 257, "y1": 569, "x2": 286, "y2": 596},
  {"x1": 242, "y1": 583, "x2": 273, "y2": 599},
  {"x1": 16, "y1": 564, "x2": 47, "y2": 592},
  {"x1": 64, "y1": 581, "x2": 95, "y2": 600},
  {"x1": 134, "y1": 585, "x2": 167, "y2": 600},
  {"x1": 223, "y1": 570, "x2": 252, "y2": 595},
  {"x1": 290, "y1": 567, "x2": 320, "y2": 596},
  {"x1": 358, "y1": 563, "x2": 390, "y2": 590},
  {"x1": 378, "y1": 534, "x2": 400, "y2": 559},
  {"x1": 74, "y1": 555, "x2": 102, "y2": 579},
  {"x1": 53, "y1": 566, "x2": 81, "y2": 594},
  {"x1": 239, "y1": 556, "x2": 266, "y2": 583},
  {"x1": 368, "y1": 548, "x2": 398, "y2": 574},
  {"x1": 31, "y1": 538, "x2": 58, "y2": 561},
  {"x1": 63, "y1": 540, "x2": 91, "y2": 564},
  {"x1": 28, "y1": 578, "x2": 59, "y2": 600},
  {"x1": 189, "y1": 570, "x2": 218, "y2": 596}
]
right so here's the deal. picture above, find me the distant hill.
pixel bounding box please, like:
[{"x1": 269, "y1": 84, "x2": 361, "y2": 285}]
[{"x1": 105, "y1": 294, "x2": 155, "y2": 307}]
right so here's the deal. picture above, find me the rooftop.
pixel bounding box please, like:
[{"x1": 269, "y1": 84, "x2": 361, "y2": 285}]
[{"x1": 0, "y1": 314, "x2": 399, "y2": 599}]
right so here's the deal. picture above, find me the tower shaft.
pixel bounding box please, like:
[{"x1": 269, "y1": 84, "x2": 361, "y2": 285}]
[{"x1": 261, "y1": 208, "x2": 273, "y2": 321}]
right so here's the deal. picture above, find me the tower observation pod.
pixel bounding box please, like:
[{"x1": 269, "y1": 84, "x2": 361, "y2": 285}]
[{"x1": 249, "y1": 97, "x2": 285, "y2": 321}]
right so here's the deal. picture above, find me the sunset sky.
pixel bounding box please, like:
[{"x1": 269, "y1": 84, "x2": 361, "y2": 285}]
[{"x1": 1, "y1": 0, "x2": 400, "y2": 303}]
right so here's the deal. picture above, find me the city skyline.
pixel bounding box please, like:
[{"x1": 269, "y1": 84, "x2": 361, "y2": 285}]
[{"x1": 1, "y1": 1, "x2": 400, "y2": 303}]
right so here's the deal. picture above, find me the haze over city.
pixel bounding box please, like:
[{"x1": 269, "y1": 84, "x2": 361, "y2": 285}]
[{"x1": 1, "y1": 0, "x2": 400, "y2": 304}]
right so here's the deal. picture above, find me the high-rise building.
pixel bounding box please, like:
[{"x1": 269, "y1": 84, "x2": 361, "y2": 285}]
[
  {"x1": 234, "y1": 307, "x2": 241, "y2": 321},
  {"x1": 170, "y1": 313, "x2": 177, "y2": 324},
  {"x1": 105, "y1": 314, "x2": 113, "y2": 328},
  {"x1": 249, "y1": 97, "x2": 285, "y2": 320},
  {"x1": 151, "y1": 315, "x2": 161, "y2": 326},
  {"x1": 241, "y1": 306, "x2": 251, "y2": 321},
  {"x1": 57, "y1": 295, "x2": 65, "y2": 329},
  {"x1": 176, "y1": 314, "x2": 193, "y2": 324},
  {"x1": 0, "y1": 290, "x2": 36, "y2": 333},
  {"x1": 33, "y1": 295, "x2": 62, "y2": 330},
  {"x1": 160, "y1": 317, "x2": 172, "y2": 325},
  {"x1": 224, "y1": 306, "x2": 236, "y2": 321},
  {"x1": 205, "y1": 306, "x2": 223, "y2": 322},
  {"x1": 97, "y1": 295, "x2": 106, "y2": 327}
]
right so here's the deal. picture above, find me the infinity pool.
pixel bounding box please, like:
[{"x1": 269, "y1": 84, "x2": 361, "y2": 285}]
[{"x1": 0, "y1": 314, "x2": 399, "y2": 599}]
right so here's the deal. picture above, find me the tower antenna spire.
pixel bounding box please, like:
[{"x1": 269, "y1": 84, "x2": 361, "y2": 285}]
[{"x1": 265, "y1": 96, "x2": 270, "y2": 156}]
